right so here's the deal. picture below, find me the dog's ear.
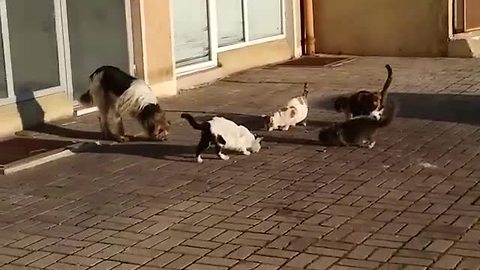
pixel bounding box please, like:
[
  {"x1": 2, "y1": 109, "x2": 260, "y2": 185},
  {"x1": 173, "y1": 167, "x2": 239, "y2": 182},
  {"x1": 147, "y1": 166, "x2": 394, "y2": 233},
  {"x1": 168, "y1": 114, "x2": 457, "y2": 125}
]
[{"x1": 256, "y1": 137, "x2": 264, "y2": 142}]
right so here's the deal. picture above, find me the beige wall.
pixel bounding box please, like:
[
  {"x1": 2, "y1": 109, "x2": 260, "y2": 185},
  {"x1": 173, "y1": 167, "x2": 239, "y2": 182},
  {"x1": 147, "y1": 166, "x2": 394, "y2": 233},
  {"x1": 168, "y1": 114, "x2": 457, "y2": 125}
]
[
  {"x1": 134, "y1": 0, "x2": 176, "y2": 97},
  {"x1": 0, "y1": 93, "x2": 73, "y2": 137},
  {"x1": 314, "y1": 0, "x2": 450, "y2": 57}
]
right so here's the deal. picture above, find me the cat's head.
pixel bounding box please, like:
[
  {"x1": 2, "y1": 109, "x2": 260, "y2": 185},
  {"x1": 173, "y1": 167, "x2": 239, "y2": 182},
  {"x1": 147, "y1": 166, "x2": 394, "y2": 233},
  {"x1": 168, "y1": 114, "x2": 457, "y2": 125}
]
[
  {"x1": 262, "y1": 114, "x2": 275, "y2": 131},
  {"x1": 250, "y1": 136, "x2": 264, "y2": 153}
]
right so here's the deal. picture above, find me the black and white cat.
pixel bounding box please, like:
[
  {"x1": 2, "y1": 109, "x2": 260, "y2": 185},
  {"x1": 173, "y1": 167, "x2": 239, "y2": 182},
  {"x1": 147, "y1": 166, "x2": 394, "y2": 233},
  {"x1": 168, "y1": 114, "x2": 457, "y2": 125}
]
[{"x1": 181, "y1": 113, "x2": 263, "y2": 163}]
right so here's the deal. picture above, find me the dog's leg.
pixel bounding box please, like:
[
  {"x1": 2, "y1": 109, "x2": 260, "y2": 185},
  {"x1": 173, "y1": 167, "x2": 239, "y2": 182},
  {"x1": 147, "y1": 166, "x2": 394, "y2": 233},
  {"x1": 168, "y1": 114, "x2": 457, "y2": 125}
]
[
  {"x1": 98, "y1": 111, "x2": 110, "y2": 140},
  {"x1": 112, "y1": 112, "x2": 128, "y2": 142},
  {"x1": 105, "y1": 107, "x2": 128, "y2": 142}
]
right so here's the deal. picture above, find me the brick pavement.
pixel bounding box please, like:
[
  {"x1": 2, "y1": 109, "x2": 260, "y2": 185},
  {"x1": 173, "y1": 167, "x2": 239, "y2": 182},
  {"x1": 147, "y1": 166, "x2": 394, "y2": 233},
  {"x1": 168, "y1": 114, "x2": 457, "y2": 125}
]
[{"x1": 1, "y1": 56, "x2": 480, "y2": 269}]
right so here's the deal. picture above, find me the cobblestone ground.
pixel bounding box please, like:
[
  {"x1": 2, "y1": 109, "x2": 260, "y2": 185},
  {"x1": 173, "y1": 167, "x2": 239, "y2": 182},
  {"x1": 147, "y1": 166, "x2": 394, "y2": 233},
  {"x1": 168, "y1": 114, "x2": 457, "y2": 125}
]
[{"x1": 1, "y1": 56, "x2": 480, "y2": 269}]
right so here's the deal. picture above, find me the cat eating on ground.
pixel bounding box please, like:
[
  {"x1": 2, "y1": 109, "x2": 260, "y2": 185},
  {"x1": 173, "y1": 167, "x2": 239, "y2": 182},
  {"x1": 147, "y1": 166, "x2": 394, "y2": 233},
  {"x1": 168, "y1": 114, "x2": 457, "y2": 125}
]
[
  {"x1": 263, "y1": 83, "x2": 309, "y2": 131},
  {"x1": 318, "y1": 100, "x2": 396, "y2": 149},
  {"x1": 334, "y1": 64, "x2": 393, "y2": 120},
  {"x1": 181, "y1": 113, "x2": 263, "y2": 163}
]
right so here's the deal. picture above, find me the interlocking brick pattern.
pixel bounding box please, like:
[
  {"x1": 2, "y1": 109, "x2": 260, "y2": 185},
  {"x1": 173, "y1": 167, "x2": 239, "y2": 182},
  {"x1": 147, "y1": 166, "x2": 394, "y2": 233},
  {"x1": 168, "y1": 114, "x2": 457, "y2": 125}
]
[{"x1": 2, "y1": 56, "x2": 480, "y2": 269}]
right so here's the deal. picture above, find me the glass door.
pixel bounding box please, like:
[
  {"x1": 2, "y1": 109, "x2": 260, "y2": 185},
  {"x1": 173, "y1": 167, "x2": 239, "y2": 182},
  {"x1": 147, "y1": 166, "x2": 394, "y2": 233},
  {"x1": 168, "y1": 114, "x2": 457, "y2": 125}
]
[
  {"x1": 173, "y1": 0, "x2": 217, "y2": 74},
  {"x1": 66, "y1": 0, "x2": 132, "y2": 101}
]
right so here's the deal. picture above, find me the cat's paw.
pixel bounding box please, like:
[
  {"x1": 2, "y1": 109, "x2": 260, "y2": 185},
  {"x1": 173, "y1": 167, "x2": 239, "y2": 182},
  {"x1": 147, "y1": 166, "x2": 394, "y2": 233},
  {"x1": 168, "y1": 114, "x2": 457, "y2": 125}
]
[
  {"x1": 281, "y1": 125, "x2": 290, "y2": 131},
  {"x1": 219, "y1": 153, "x2": 230, "y2": 160},
  {"x1": 242, "y1": 150, "x2": 251, "y2": 156},
  {"x1": 367, "y1": 141, "x2": 376, "y2": 149},
  {"x1": 196, "y1": 156, "x2": 204, "y2": 163}
]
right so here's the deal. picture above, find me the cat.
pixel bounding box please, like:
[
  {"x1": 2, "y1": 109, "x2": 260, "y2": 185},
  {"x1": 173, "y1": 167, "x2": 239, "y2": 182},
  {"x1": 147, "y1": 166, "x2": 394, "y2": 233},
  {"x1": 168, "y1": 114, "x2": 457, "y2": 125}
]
[
  {"x1": 181, "y1": 113, "x2": 263, "y2": 163},
  {"x1": 318, "y1": 100, "x2": 396, "y2": 148},
  {"x1": 334, "y1": 64, "x2": 392, "y2": 120},
  {"x1": 79, "y1": 66, "x2": 170, "y2": 142},
  {"x1": 263, "y1": 83, "x2": 309, "y2": 131}
]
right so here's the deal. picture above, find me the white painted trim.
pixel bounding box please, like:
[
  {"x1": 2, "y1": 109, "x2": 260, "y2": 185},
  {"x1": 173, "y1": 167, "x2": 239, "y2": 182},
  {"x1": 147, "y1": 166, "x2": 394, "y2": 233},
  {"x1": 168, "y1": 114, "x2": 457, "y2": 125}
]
[
  {"x1": 217, "y1": 34, "x2": 286, "y2": 52},
  {"x1": 124, "y1": 0, "x2": 135, "y2": 75},
  {"x1": 242, "y1": 0, "x2": 250, "y2": 42},
  {"x1": 0, "y1": 0, "x2": 14, "y2": 99},
  {"x1": 139, "y1": 0, "x2": 149, "y2": 82},
  {"x1": 208, "y1": 0, "x2": 219, "y2": 65},
  {"x1": 175, "y1": 61, "x2": 217, "y2": 77},
  {"x1": 75, "y1": 106, "x2": 98, "y2": 116},
  {"x1": 54, "y1": 0, "x2": 68, "y2": 96},
  {"x1": 59, "y1": 0, "x2": 74, "y2": 100},
  {"x1": 1, "y1": 148, "x2": 75, "y2": 175}
]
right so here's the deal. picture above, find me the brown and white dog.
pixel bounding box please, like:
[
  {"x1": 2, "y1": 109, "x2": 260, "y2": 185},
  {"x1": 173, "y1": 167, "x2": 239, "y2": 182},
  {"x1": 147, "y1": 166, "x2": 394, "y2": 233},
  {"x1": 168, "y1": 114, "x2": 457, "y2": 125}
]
[
  {"x1": 79, "y1": 66, "x2": 170, "y2": 142},
  {"x1": 263, "y1": 83, "x2": 309, "y2": 131},
  {"x1": 334, "y1": 64, "x2": 393, "y2": 120}
]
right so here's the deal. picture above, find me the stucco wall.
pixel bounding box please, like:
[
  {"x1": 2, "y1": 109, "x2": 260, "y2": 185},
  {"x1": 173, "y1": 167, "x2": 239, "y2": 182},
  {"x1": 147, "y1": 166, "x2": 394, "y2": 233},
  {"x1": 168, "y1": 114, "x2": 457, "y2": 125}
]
[
  {"x1": 0, "y1": 93, "x2": 73, "y2": 137},
  {"x1": 133, "y1": 0, "x2": 176, "y2": 97},
  {"x1": 314, "y1": 0, "x2": 450, "y2": 57}
]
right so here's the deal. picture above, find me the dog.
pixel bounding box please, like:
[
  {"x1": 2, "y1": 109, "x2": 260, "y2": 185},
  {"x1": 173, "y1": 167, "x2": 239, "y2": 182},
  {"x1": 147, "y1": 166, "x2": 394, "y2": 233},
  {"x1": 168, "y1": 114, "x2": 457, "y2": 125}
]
[
  {"x1": 318, "y1": 100, "x2": 396, "y2": 148},
  {"x1": 334, "y1": 64, "x2": 393, "y2": 120},
  {"x1": 79, "y1": 66, "x2": 170, "y2": 142}
]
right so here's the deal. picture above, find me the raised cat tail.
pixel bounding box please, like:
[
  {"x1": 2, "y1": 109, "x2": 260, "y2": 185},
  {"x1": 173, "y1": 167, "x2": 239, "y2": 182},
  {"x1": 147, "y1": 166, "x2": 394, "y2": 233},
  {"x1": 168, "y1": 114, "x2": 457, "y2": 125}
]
[
  {"x1": 181, "y1": 113, "x2": 209, "y2": 131},
  {"x1": 379, "y1": 64, "x2": 393, "y2": 102},
  {"x1": 302, "y1": 83, "x2": 309, "y2": 97},
  {"x1": 79, "y1": 90, "x2": 93, "y2": 105},
  {"x1": 376, "y1": 100, "x2": 396, "y2": 128}
]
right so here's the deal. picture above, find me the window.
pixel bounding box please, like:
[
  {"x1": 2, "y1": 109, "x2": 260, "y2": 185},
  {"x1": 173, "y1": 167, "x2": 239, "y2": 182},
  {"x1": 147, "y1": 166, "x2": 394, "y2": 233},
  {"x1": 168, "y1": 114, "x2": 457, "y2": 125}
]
[
  {"x1": 0, "y1": 0, "x2": 65, "y2": 102},
  {"x1": 217, "y1": 0, "x2": 244, "y2": 47},
  {"x1": 216, "y1": 0, "x2": 284, "y2": 49},
  {"x1": 247, "y1": 0, "x2": 283, "y2": 41}
]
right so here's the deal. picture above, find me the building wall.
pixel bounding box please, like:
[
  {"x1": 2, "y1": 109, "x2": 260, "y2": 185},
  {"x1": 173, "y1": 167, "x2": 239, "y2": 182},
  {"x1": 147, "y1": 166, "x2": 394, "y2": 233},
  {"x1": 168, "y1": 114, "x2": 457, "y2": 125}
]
[
  {"x1": 178, "y1": 0, "x2": 301, "y2": 89},
  {"x1": 0, "y1": 0, "x2": 300, "y2": 138},
  {"x1": 314, "y1": 0, "x2": 450, "y2": 57}
]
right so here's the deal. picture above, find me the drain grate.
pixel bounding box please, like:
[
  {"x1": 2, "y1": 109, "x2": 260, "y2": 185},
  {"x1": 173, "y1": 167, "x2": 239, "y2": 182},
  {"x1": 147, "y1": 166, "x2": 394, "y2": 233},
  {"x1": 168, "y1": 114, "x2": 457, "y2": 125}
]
[
  {"x1": 0, "y1": 137, "x2": 75, "y2": 165},
  {"x1": 277, "y1": 56, "x2": 349, "y2": 67}
]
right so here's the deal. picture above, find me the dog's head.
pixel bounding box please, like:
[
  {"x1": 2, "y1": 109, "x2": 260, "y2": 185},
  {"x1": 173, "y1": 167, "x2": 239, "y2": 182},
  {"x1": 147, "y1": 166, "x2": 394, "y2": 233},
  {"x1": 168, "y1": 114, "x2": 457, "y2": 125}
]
[{"x1": 139, "y1": 104, "x2": 171, "y2": 141}]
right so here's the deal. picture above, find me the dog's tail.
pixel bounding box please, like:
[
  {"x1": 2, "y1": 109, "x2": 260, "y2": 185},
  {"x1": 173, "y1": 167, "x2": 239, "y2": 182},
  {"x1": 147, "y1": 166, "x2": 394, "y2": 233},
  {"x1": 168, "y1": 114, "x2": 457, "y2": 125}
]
[
  {"x1": 181, "y1": 113, "x2": 209, "y2": 131},
  {"x1": 79, "y1": 90, "x2": 93, "y2": 105},
  {"x1": 376, "y1": 101, "x2": 396, "y2": 128},
  {"x1": 379, "y1": 64, "x2": 393, "y2": 103},
  {"x1": 302, "y1": 83, "x2": 309, "y2": 98}
]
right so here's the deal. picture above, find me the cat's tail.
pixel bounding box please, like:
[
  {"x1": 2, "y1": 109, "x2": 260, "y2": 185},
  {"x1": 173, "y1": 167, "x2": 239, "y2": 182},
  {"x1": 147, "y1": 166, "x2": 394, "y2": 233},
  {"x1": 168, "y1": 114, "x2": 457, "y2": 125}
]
[
  {"x1": 79, "y1": 90, "x2": 93, "y2": 105},
  {"x1": 302, "y1": 83, "x2": 309, "y2": 97},
  {"x1": 376, "y1": 100, "x2": 396, "y2": 128},
  {"x1": 181, "y1": 113, "x2": 209, "y2": 131},
  {"x1": 379, "y1": 64, "x2": 393, "y2": 102}
]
